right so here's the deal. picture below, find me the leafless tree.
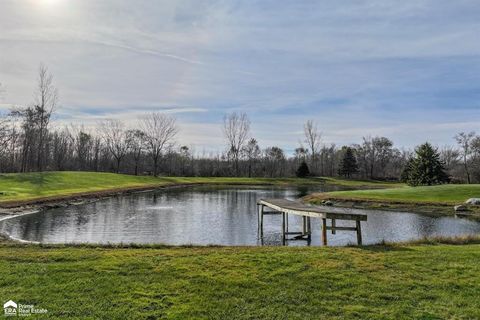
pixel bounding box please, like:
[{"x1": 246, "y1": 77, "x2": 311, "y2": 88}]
[
  {"x1": 126, "y1": 129, "x2": 145, "y2": 175},
  {"x1": 241, "y1": 138, "x2": 261, "y2": 177},
  {"x1": 0, "y1": 114, "x2": 12, "y2": 171},
  {"x1": 303, "y1": 120, "x2": 321, "y2": 174},
  {"x1": 440, "y1": 145, "x2": 460, "y2": 171},
  {"x1": 372, "y1": 136, "x2": 393, "y2": 178},
  {"x1": 34, "y1": 64, "x2": 58, "y2": 171},
  {"x1": 140, "y1": 112, "x2": 178, "y2": 176},
  {"x1": 100, "y1": 119, "x2": 130, "y2": 173},
  {"x1": 223, "y1": 112, "x2": 250, "y2": 175},
  {"x1": 455, "y1": 131, "x2": 476, "y2": 184},
  {"x1": 264, "y1": 146, "x2": 286, "y2": 177}
]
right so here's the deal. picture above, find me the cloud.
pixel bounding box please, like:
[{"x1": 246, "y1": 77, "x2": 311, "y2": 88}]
[{"x1": 1, "y1": 0, "x2": 480, "y2": 150}]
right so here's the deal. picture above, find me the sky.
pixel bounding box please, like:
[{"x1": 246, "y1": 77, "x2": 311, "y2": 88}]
[{"x1": 1, "y1": 0, "x2": 480, "y2": 154}]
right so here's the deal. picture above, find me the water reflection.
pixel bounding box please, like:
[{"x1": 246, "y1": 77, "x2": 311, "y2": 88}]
[{"x1": 1, "y1": 185, "x2": 479, "y2": 246}]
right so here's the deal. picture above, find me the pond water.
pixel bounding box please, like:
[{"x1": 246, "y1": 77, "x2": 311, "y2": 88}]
[{"x1": 1, "y1": 186, "x2": 479, "y2": 246}]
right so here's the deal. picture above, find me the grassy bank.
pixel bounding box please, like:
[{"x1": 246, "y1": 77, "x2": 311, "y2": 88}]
[
  {"x1": 0, "y1": 171, "x2": 400, "y2": 206},
  {"x1": 0, "y1": 243, "x2": 478, "y2": 319},
  {"x1": 306, "y1": 184, "x2": 480, "y2": 215}
]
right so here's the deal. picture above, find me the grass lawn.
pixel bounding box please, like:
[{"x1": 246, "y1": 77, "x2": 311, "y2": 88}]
[
  {"x1": 0, "y1": 243, "x2": 478, "y2": 319},
  {"x1": 0, "y1": 171, "x2": 401, "y2": 205},
  {"x1": 306, "y1": 184, "x2": 480, "y2": 206}
]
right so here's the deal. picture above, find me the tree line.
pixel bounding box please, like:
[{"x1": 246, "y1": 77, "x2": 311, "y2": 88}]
[{"x1": 1, "y1": 65, "x2": 479, "y2": 183}]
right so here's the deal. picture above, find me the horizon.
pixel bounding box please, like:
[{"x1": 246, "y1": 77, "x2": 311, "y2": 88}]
[{"x1": 1, "y1": 0, "x2": 480, "y2": 153}]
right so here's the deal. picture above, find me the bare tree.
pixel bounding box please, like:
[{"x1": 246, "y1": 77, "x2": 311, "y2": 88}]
[
  {"x1": 440, "y1": 145, "x2": 460, "y2": 171},
  {"x1": 455, "y1": 131, "x2": 475, "y2": 184},
  {"x1": 303, "y1": 120, "x2": 321, "y2": 175},
  {"x1": 223, "y1": 112, "x2": 250, "y2": 176},
  {"x1": 264, "y1": 146, "x2": 286, "y2": 177},
  {"x1": 140, "y1": 113, "x2": 178, "y2": 176},
  {"x1": 100, "y1": 119, "x2": 130, "y2": 173},
  {"x1": 241, "y1": 138, "x2": 261, "y2": 177},
  {"x1": 35, "y1": 64, "x2": 58, "y2": 171},
  {"x1": 0, "y1": 114, "x2": 12, "y2": 171},
  {"x1": 373, "y1": 136, "x2": 393, "y2": 178},
  {"x1": 126, "y1": 129, "x2": 145, "y2": 175}
]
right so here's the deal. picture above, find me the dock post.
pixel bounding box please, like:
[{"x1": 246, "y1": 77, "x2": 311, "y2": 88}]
[
  {"x1": 257, "y1": 204, "x2": 260, "y2": 234},
  {"x1": 322, "y1": 218, "x2": 327, "y2": 246},
  {"x1": 356, "y1": 220, "x2": 362, "y2": 245},
  {"x1": 282, "y1": 212, "x2": 286, "y2": 245},
  {"x1": 331, "y1": 219, "x2": 336, "y2": 234},
  {"x1": 259, "y1": 205, "x2": 264, "y2": 238},
  {"x1": 286, "y1": 213, "x2": 289, "y2": 233},
  {"x1": 302, "y1": 216, "x2": 306, "y2": 236},
  {"x1": 307, "y1": 217, "x2": 311, "y2": 240}
]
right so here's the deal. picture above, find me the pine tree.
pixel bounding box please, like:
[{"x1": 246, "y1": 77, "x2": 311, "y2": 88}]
[
  {"x1": 338, "y1": 147, "x2": 358, "y2": 178},
  {"x1": 403, "y1": 142, "x2": 450, "y2": 186},
  {"x1": 296, "y1": 161, "x2": 310, "y2": 177},
  {"x1": 400, "y1": 157, "x2": 414, "y2": 183}
]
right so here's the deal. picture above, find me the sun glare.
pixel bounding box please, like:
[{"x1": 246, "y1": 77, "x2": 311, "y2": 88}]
[{"x1": 38, "y1": 0, "x2": 60, "y2": 6}]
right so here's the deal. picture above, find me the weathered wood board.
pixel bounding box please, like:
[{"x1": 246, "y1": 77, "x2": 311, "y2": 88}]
[{"x1": 258, "y1": 198, "x2": 367, "y2": 221}]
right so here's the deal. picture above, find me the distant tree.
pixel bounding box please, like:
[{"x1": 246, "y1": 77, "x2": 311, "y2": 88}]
[
  {"x1": 223, "y1": 112, "x2": 250, "y2": 176},
  {"x1": 296, "y1": 161, "x2": 310, "y2": 178},
  {"x1": 178, "y1": 145, "x2": 192, "y2": 176},
  {"x1": 455, "y1": 132, "x2": 476, "y2": 184},
  {"x1": 338, "y1": 147, "x2": 358, "y2": 178},
  {"x1": 400, "y1": 157, "x2": 414, "y2": 183},
  {"x1": 140, "y1": 113, "x2": 178, "y2": 177},
  {"x1": 373, "y1": 137, "x2": 394, "y2": 177},
  {"x1": 241, "y1": 138, "x2": 261, "y2": 177},
  {"x1": 34, "y1": 64, "x2": 58, "y2": 171},
  {"x1": 264, "y1": 146, "x2": 286, "y2": 177},
  {"x1": 0, "y1": 114, "x2": 12, "y2": 171},
  {"x1": 100, "y1": 119, "x2": 130, "y2": 173},
  {"x1": 358, "y1": 136, "x2": 393, "y2": 179},
  {"x1": 75, "y1": 130, "x2": 93, "y2": 171},
  {"x1": 440, "y1": 145, "x2": 460, "y2": 170},
  {"x1": 126, "y1": 129, "x2": 145, "y2": 175},
  {"x1": 294, "y1": 147, "x2": 308, "y2": 161},
  {"x1": 304, "y1": 120, "x2": 321, "y2": 174},
  {"x1": 402, "y1": 142, "x2": 449, "y2": 186}
]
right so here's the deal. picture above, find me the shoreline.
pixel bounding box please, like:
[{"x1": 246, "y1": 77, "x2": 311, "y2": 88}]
[
  {"x1": 2, "y1": 179, "x2": 478, "y2": 222},
  {"x1": 0, "y1": 182, "x2": 297, "y2": 214},
  {"x1": 1, "y1": 181, "x2": 479, "y2": 246},
  {"x1": 0, "y1": 180, "x2": 330, "y2": 220},
  {"x1": 304, "y1": 196, "x2": 480, "y2": 219}
]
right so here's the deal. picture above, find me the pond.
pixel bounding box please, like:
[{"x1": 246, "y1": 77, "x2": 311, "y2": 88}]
[{"x1": 1, "y1": 185, "x2": 479, "y2": 246}]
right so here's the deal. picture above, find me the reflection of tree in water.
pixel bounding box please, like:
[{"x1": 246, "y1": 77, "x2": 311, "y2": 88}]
[
  {"x1": 74, "y1": 207, "x2": 91, "y2": 226},
  {"x1": 296, "y1": 186, "x2": 310, "y2": 198}
]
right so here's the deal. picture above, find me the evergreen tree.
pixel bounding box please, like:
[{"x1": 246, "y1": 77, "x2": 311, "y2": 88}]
[
  {"x1": 400, "y1": 157, "x2": 414, "y2": 183},
  {"x1": 296, "y1": 161, "x2": 310, "y2": 178},
  {"x1": 338, "y1": 147, "x2": 358, "y2": 178},
  {"x1": 402, "y1": 142, "x2": 449, "y2": 186}
]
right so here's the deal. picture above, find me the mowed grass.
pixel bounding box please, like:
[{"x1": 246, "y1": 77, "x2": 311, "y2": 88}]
[
  {"x1": 0, "y1": 244, "x2": 478, "y2": 319},
  {"x1": 307, "y1": 184, "x2": 480, "y2": 206},
  {"x1": 0, "y1": 171, "x2": 401, "y2": 204}
]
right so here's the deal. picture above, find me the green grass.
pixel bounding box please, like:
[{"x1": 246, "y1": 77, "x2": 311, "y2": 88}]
[
  {"x1": 0, "y1": 243, "x2": 478, "y2": 319},
  {"x1": 319, "y1": 176, "x2": 404, "y2": 189},
  {"x1": 0, "y1": 171, "x2": 400, "y2": 204},
  {"x1": 307, "y1": 184, "x2": 480, "y2": 206}
]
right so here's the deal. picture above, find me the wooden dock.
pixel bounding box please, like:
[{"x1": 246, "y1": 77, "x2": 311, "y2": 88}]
[{"x1": 257, "y1": 198, "x2": 367, "y2": 245}]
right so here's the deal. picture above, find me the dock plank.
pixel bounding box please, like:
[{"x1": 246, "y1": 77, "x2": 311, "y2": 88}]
[{"x1": 258, "y1": 198, "x2": 367, "y2": 221}]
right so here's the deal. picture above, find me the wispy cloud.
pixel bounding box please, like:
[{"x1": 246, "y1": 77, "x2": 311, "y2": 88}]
[{"x1": 1, "y1": 0, "x2": 480, "y2": 149}]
